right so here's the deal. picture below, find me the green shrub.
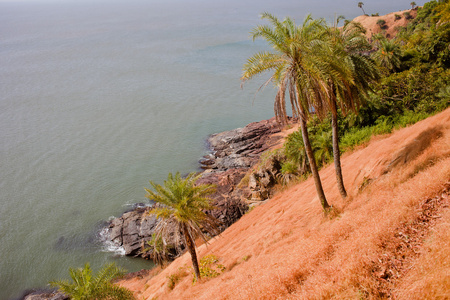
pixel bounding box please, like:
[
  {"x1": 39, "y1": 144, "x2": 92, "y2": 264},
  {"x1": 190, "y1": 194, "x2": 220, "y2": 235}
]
[
  {"x1": 192, "y1": 254, "x2": 225, "y2": 283},
  {"x1": 340, "y1": 126, "x2": 374, "y2": 150},
  {"x1": 377, "y1": 19, "x2": 387, "y2": 29},
  {"x1": 280, "y1": 160, "x2": 299, "y2": 175},
  {"x1": 50, "y1": 263, "x2": 135, "y2": 300},
  {"x1": 404, "y1": 11, "x2": 413, "y2": 20},
  {"x1": 394, "y1": 110, "x2": 430, "y2": 128}
]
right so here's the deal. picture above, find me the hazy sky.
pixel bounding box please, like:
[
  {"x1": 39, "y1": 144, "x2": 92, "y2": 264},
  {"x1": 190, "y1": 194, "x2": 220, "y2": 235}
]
[{"x1": 0, "y1": 0, "x2": 428, "y2": 26}]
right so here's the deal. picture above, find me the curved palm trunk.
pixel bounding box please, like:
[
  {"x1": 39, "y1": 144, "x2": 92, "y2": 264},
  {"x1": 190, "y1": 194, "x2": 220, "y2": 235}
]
[
  {"x1": 182, "y1": 224, "x2": 201, "y2": 280},
  {"x1": 299, "y1": 113, "x2": 330, "y2": 210},
  {"x1": 331, "y1": 102, "x2": 347, "y2": 199}
]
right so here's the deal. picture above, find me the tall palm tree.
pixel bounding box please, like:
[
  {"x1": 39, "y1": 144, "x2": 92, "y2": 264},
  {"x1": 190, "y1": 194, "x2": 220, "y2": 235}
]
[
  {"x1": 323, "y1": 19, "x2": 381, "y2": 199},
  {"x1": 145, "y1": 172, "x2": 219, "y2": 280},
  {"x1": 241, "y1": 13, "x2": 331, "y2": 210},
  {"x1": 358, "y1": 2, "x2": 366, "y2": 15}
]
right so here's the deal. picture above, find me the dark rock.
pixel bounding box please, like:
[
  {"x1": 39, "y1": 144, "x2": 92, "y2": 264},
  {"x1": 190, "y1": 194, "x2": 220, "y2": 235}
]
[
  {"x1": 20, "y1": 289, "x2": 68, "y2": 300},
  {"x1": 203, "y1": 118, "x2": 283, "y2": 171},
  {"x1": 197, "y1": 168, "x2": 249, "y2": 229}
]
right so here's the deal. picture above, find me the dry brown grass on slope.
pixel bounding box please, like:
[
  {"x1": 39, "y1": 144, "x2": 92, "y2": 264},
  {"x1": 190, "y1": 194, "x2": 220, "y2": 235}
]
[
  {"x1": 354, "y1": 9, "x2": 418, "y2": 39},
  {"x1": 118, "y1": 108, "x2": 450, "y2": 299},
  {"x1": 394, "y1": 207, "x2": 450, "y2": 300}
]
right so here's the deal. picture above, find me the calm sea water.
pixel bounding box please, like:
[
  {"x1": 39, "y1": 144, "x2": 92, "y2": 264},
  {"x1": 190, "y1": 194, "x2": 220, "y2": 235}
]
[{"x1": 0, "y1": 0, "x2": 423, "y2": 298}]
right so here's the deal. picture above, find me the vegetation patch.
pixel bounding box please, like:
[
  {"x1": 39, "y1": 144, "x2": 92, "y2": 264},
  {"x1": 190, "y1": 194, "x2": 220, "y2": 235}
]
[
  {"x1": 166, "y1": 267, "x2": 188, "y2": 290},
  {"x1": 191, "y1": 254, "x2": 226, "y2": 283},
  {"x1": 50, "y1": 263, "x2": 135, "y2": 300},
  {"x1": 376, "y1": 19, "x2": 387, "y2": 29}
]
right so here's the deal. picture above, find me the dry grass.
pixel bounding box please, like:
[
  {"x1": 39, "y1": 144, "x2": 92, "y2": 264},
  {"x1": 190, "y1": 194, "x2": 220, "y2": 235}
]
[
  {"x1": 353, "y1": 9, "x2": 418, "y2": 39},
  {"x1": 394, "y1": 209, "x2": 450, "y2": 300},
  {"x1": 118, "y1": 108, "x2": 450, "y2": 299}
]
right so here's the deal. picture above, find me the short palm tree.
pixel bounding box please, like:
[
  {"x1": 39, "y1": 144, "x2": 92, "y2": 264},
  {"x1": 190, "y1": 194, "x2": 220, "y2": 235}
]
[
  {"x1": 145, "y1": 172, "x2": 219, "y2": 280},
  {"x1": 50, "y1": 263, "x2": 134, "y2": 300},
  {"x1": 241, "y1": 13, "x2": 331, "y2": 210},
  {"x1": 373, "y1": 37, "x2": 401, "y2": 73}
]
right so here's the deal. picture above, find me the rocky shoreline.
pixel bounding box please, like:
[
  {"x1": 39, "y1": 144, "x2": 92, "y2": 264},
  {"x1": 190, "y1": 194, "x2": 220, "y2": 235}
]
[
  {"x1": 102, "y1": 117, "x2": 288, "y2": 260},
  {"x1": 21, "y1": 118, "x2": 291, "y2": 300}
]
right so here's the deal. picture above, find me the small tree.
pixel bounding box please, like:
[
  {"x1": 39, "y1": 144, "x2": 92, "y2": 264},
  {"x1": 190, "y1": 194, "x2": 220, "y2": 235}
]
[
  {"x1": 145, "y1": 172, "x2": 219, "y2": 281},
  {"x1": 411, "y1": 2, "x2": 417, "y2": 9},
  {"x1": 404, "y1": 11, "x2": 413, "y2": 19},
  {"x1": 358, "y1": 2, "x2": 366, "y2": 15},
  {"x1": 50, "y1": 263, "x2": 135, "y2": 300},
  {"x1": 377, "y1": 19, "x2": 387, "y2": 29},
  {"x1": 374, "y1": 37, "x2": 401, "y2": 73}
]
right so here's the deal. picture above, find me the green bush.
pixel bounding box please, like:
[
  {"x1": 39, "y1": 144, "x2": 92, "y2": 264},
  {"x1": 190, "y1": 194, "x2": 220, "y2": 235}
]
[
  {"x1": 50, "y1": 263, "x2": 135, "y2": 300},
  {"x1": 340, "y1": 126, "x2": 374, "y2": 150},
  {"x1": 404, "y1": 11, "x2": 413, "y2": 20},
  {"x1": 376, "y1": 19, "x2": 387, "y2": 29},
  {"x1": 192, "y1": 254, "x2": 225, "y2": 283}
]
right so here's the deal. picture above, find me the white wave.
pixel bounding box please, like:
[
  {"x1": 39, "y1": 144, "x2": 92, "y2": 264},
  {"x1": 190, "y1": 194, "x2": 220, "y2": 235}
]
[{"x1": 98, "y1": 227, "x2": 126, "y2": 256}]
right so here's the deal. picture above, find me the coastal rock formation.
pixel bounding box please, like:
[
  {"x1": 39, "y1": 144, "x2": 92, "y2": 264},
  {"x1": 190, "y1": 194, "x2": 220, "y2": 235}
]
[
  {"x1": 21, "y1": 289, "x2": 68, "y2": 300},
  {"x1": 201, "y1": 118, "x2": 283, "y2": 170},
  {"x1": 197, "y1": 168, "x2": 249, "y2": 228},
  {"x1": 247, "y1": 153, "x2": 283, "y2": 202},
  {"x1": 108, "y1": 207, "x2": 158, "y2": 256},
  {"x1": 102, "y1": 118, "x2": 285, "y2": 260}
]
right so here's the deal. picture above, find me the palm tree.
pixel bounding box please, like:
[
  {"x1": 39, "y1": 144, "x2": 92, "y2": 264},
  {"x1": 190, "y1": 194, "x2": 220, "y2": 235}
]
[
  {"x1": 373, "y1": 37, "x2": 401, "y2": 73},
  {"x1": 145, "y1": 172, "x2": 219, "y2": 281},
  {"x1": 50, "y1": 263, "x2": 134, "y2": 300},
  {"x1": 411, "y1": 1, "x2": 417, "y2": 9},
  {"x1": 323, "y1": 19, "x2": 381, "y2": 199},
  {"x1": 241, "y1": 13, "x2": 331, "y2": 210},
  {"x1": 358, "y1": 2, "x2": 366, "y2": 15}
]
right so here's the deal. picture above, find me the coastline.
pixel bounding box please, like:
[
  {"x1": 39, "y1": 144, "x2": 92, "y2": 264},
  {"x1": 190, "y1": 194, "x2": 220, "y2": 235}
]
[
  {"x1": 19, "y1": 117, "x2": 291, "y2": 300},
  {"x1": 100, "y1": 117, "x2": 293, "y2": 261}
]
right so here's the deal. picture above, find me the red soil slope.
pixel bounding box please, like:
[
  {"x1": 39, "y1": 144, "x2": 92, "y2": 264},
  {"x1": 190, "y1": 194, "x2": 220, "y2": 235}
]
[
  {"x1": 354, "y1": 9, "x2": 418, "y2": 39},
  {"x1": 119, "y1": 108, "x2": 450, "y2": 299}
]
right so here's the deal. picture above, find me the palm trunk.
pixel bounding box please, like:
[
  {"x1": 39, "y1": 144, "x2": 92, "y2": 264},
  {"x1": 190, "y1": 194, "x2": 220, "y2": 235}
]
[
  {"x1": 299, "y1": 114, "x2": 330, "y2": 210},
  {"x1": 182, "y1": 224, "x2": 201, "y2": 280},
  {"x1": 331, "y1": 101, "x2": 347, "y2": 199}
]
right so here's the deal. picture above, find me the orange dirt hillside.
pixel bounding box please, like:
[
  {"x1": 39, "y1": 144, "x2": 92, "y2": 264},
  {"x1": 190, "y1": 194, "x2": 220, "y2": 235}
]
[
  {"x1": 119, "y1": 108, "x2": 450, "y2": 299},
  {"x1": 354, "y1": 8, "x2": 418, "y2": 39}
]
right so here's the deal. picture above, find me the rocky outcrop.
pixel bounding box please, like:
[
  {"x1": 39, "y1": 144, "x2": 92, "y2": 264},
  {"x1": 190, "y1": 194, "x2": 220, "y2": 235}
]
[
  {"x1": 108, "y1": 207, "x2": 158, "y2": 256},
  {"x1": 247, "y1": 152, "x2": 283, "y2": 202},
  {"x1": 20, "y1": 289, "x2": 68, "y2": 300},
  {"x1": 197, "y1": 168, "x2": 249, "y2": 228},
  {"x1": 200, "y1": 118, "x2": 283, "y2": 170},
  {"x1": 102, "y1": 118, "x2": 287, "y2": 260}
]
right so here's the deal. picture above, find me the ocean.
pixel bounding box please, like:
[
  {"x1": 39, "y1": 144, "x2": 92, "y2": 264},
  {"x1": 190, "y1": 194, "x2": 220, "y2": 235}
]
[{"x1": 0, "y1": 0, "x2": 423, "y2": 298}]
